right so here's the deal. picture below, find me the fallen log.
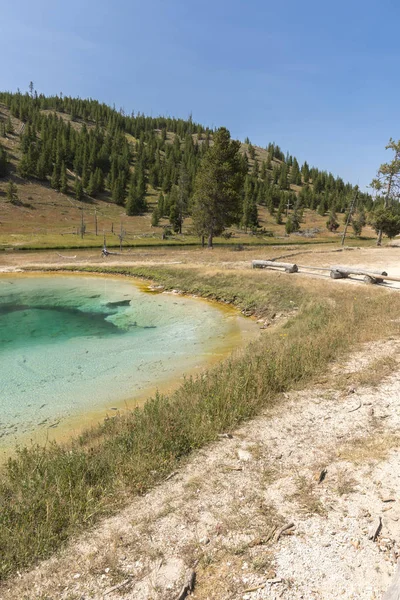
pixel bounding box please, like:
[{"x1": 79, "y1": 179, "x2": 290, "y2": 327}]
[
  {"x1": 329, "y1": 266, "x2": 388, "y2": 284},
  {"x1": 331, "y1": 265, "x2": 387, "y2": 277},
  {"x1": 252, "y1": 260, "x2": 298, "y2": 273},
  {"x1": 330, "y1": 270, "x2": 349, "y2": 279}
]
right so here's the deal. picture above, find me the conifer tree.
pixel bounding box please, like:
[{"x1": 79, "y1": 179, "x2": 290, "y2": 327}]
[
  {"x1": 35, "y1": 151, "x2": 48, "y2": 181},
  {"x1": 87, "y1": 172, "x2": 96, "y2": 196},
  {"x1": 260, "y1": 161, "x2": 267, "y2": 180},
  {"x1": 112, "y1": 174, "x2": 126, "y2": 206},
  {"x1": 151, "y1": 206, "x2": 160, "y2": 226},
  {"x1": 174, "y1": 163, "x2": 190, "y2": 233},
  {"x1": 279, "y1": 163, "x2": 289, "y2": 190},
  {"x1": 75, "y1": 178, "x2": 84, "y2": 201},
  {"x1": 326, "y1": 209, "x2": 339, "y2": 232},
  {"x1": 285, "y1": 216, "x2": 294, "y2": 234},
  {"x1": 371, "y1": 207, "x2": 400, "y2": 240},
  {"x1": 169, "y1": 202, "x2": 182, "y2": 233},
  {"x1": 192, "y1": 127, "x2": 245, "y2": 247},
  {"x1": 158, "y1": 191, "x2": 165, "y2": 216},
  {"x1": 317, "y1": 197, "x2": 327, "y2": 216},
  {"x1": 60, "y1": 162, "x2": 68, "y2": 194},
  {"x1": 6, "y1": 181, "x2": 19, "y2": 203},
  {"x1": 252, "y1": 159, "x2": 259, "y2": 178},
  {"x1": 370, "y1": 138, "x2": 400, "y2": 245},
  {"x1": 276, "y1": 204, "x2": 283, "y2": 224},
  {"x1": 51, "y1": 163, "x2": 61, "y2": 191},
  {"x1": 6, "y1": 117, "x2": 14, "y2": 135},
  {"x1": 290, "y1": 158, "x2": 301, "y2": 185},
  {"x1": 0, "y1": 145, "x2": 8, "y2": 177}
]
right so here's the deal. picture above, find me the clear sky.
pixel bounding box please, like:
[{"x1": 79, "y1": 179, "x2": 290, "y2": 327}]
[{"x1": 1, "y1": 0, "x2": 399, "y2": 189}]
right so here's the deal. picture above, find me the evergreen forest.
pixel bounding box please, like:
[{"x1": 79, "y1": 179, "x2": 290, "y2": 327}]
[{"x1": 0, "y1": 88, "x2": 391, "y2": 246}]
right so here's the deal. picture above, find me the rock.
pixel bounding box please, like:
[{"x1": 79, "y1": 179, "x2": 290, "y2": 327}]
[{"x1": 237, "y1": 449, "x2": 252, "y2": 462}]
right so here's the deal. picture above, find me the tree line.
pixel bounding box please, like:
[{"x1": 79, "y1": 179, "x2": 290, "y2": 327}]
[{"x1": 0, "y1": 88, "x2": 381, "y2": 243}]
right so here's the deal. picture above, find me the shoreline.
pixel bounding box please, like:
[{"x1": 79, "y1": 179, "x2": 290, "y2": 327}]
[{"x1": 0, "y1": 269, "x2": 260, "y2": 457}]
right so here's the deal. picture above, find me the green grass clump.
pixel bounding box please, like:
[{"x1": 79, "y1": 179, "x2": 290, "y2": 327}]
[{"x1": 0, "y1": 270, "x2": 399, "y2": 580}]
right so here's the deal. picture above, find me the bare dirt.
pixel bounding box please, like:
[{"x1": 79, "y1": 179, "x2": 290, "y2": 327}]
[{"x1": 2, "y1": 244, "x2": 400, "y2": 600}]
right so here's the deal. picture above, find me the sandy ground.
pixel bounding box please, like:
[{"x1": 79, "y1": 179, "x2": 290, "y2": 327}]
[
  {"x1": 2, "y1": 243, "x2": 400, "y2": 600},
  {"x1": 1, "y1": 243, "x2": 400, "y2": 289}
]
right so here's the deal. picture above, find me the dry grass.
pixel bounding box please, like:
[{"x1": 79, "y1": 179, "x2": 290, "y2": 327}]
[
  {"x1": 335, "y1": 467, "x2": 357, "y2": 496},
  {"x1": 353, "y1": 354, "x2": 398, "y2": 388},
  {"x1": 290, "y1": 475, "x2": 326, "y2": 515},
  {"x1": 338, "y1": 433, "x2": 400, "y2": 464}
]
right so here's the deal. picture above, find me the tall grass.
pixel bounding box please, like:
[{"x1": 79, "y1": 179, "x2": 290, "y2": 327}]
[{"x1": 0, "y1": 269, "x2": 399, "y2": 580}]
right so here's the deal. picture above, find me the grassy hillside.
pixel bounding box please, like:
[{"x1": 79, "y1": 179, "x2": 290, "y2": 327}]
[{"x1": 0, "y1": 93, "x2": 376, "y2": 250}]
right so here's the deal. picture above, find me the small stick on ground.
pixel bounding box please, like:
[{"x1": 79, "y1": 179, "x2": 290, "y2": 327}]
[
  {"x1": 318, "y1": 468, "x2": 328, "y2": 484},
  {"x1": 244, "y1": 578, "x2": 283, "y2": 593},
  {"x1": 369, "y1": 517, "x2": 382, "y2": 542},
  {"x1": 176, "y1": 570, "x2": 196, "y2": 600},
  {"x1": 104, "y1": 577, "x2": 132, "y2": 596},
  {"x1": 348, "y1": 400, "x2": 362, "y2": 413},
  {"x1": 274, "y1": 523, "x2": 295, "y2": 542}
]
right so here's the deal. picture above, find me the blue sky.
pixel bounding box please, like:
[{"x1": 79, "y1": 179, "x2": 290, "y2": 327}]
[{"x1": 1, "y1": 0, "x2": 399, "y2": 189}]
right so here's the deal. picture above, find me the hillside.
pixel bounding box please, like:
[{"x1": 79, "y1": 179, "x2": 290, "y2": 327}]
[{"x1": 0, "y1": 90, "x2": 375, "y2": 250}]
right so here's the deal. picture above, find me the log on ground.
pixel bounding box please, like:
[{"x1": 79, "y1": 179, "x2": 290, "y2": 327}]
[{"x1": 252, "y1": 261, "x2": 298, "y2": 273}]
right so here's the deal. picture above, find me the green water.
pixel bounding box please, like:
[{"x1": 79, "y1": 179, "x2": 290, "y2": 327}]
[{"x1": 0, "y1": 274, "x2": 252, "y2": 446}]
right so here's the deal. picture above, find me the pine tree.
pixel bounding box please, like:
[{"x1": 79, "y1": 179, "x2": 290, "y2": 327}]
[
  {"x1": 87, "y1": 172, "x2": 96, "y2": 196},
  {"x1": 169, "y1": 203, "x2": 182, "y2": 233},
  {"x1": 326, "y1": 209, "x2": 339, "y2": 232},
  {"x1": 158, "y1": 191, "x2": 165, "y2": 216},
  {"x1": 242, "y1": 195, "x2": 258, "y2": 231},
  {"x1": 175, "y1": 163, "x2": 190, "y2": 233},
  {"x1": 112, "y1": 174, "x2": 126, "y2": 206},
  {"x1": 51, "y1": 162, "x2": 61, "y2": 191},
  {"x1": 125, "y1": 184, "x2": 141, "y2": 215},
  {"x1": 6, "y1": 117, "x2": 14, "y2": 135},
  {"x1": 6, "y1": 181, "x2": 19, "y2": 203},
  {"x1": 60, "y1": 162, "x2": 68, "y2": 193},
  {"x1": 151, "y1": 206, "x2": 160, "y2": 226},
  {"x1": 192, "y1": 127, "x2": 245, "y2": 247},
  {"x1": 285, "y1": 216, "x2": 294, "y2": 234},
  {"x1": 276, "y1": 204, "x2": 283, "y2": 224},
  {"x1": 0, "y1": 145, "x2": 8, "y2": 177},
  {"x1": 371, "y1": 207, "x2": 400, "y2": 240},
  {"x1": 290, "y1": 158, "x2": 301, "y2": 185},
  {"x1": 317, "y1": 197, "x2": 327, "y2": 216},
  {"x1": 260, "y1": 161, "x2": 267, "y2": 180},
  {"x1": 252, "y1": 159, "x2": 259, "y2": 177},
  {"x1": 36, "y1": 151, "x2": 48, "y2": 181},
  {"x1": 75, "y1": 178, "x2": 84, "y2": 201},
  {"x1": 279, "y1": 163, "x2": 289, "y2": 190},
  {"x1": 371, "y1": 138, "x2": 400, "y2": 245}
]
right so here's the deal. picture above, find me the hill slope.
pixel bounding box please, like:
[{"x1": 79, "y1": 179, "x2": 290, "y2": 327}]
[{"x1": 0, "y1": 91, "x2": 374, "y2": 249}]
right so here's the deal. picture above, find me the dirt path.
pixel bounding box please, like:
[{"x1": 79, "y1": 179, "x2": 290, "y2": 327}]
[
  {"x1": 1, "y1": 244, "x2": 400, "y2": 290},
  {"x1": 2, "y1": 338, "x2": 400, "y2": 600}
]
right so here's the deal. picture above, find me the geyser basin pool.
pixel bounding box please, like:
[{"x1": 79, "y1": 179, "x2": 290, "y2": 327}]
[{"x1": 0, "y1": 274, "x2": 254, "y2": 446}]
